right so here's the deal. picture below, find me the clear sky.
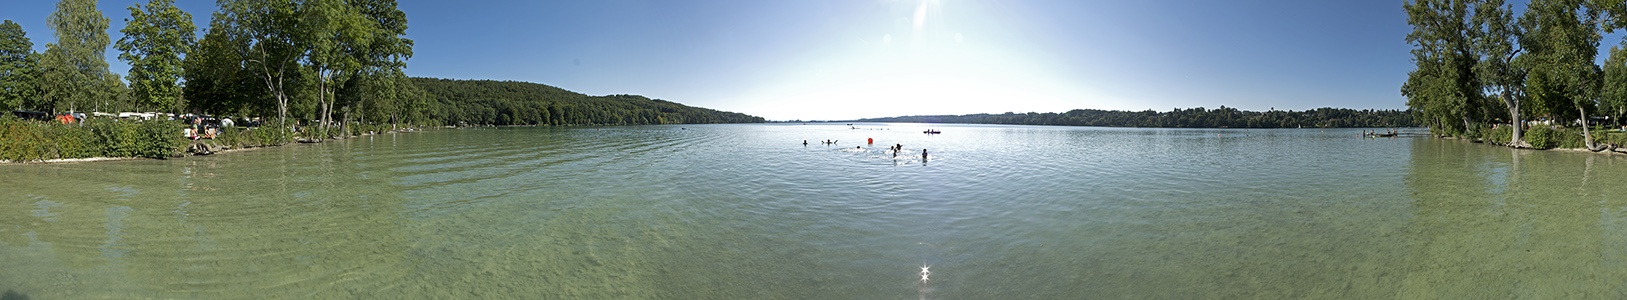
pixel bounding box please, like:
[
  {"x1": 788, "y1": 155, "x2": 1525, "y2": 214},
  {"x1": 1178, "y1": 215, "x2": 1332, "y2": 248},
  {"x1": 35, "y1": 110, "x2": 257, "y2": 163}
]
[{"x1": 0, "y1": 0, "x2": 1539, "y2": 120}]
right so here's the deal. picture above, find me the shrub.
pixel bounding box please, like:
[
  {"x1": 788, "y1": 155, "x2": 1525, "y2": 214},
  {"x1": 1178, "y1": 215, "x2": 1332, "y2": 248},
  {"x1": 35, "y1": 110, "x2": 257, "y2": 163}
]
[
  {"x1": 0, "y1": 115, "x2": 49, "y2": 161},
  {"x1": 1598, "y1": 131, "x2": 1627, "y2": 148},
  {"x1": 48, "y1": 123, "x2": 96, "y2": 159},
  {"x1": 1483, "y1": 126, "x2": 1513, "y2": 145},
  {"x1": 1526, "y1": 126, "x2": 1557, "y2": 149},
  {"x1": 135, "y1": 120, "x2": 185, "y2": 159},
  {"x1": 1557, "y1": 128, "x2": 1587, "y2": 149},
  {"x1": 250, "y1": 126, "x2": 287, "y2": 147}
]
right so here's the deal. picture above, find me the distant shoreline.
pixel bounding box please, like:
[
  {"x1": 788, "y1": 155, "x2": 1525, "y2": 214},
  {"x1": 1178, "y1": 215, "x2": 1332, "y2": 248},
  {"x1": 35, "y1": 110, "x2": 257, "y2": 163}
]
[{"x1": 786, "y1": 106, "x2": 1416, "y2": 129}]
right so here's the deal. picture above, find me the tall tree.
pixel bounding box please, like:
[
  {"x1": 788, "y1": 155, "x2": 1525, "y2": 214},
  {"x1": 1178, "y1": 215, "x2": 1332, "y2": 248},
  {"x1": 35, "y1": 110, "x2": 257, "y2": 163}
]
[
  {"x1": 217, "y1": 0, "x2": 304, "y2": 133},
  {"x1": 1523, "y1": 0, "x2": 1607, "y2": 150},
  {"x1": 41, "y1": 0, "x2": 113, "y2": 113},
  {"x1": 1604, "y1": 46, "x2": 1627, "y2": 124},
  {"x1": 302, "y1": 0, "x2": 371, "y2": 135},
  {"x1": 1474, "y1": 0, "x2": 1529, "y2": 147},
  {"x1": 116, "y1": 0, "x2": 196, "y2": 113},
  {"x1": 1404, "y1": 0, "x2": 1483, "y2": 137},
  {"x1": 0, "y1": 20, "x2": 39, "y2": 110},
  {"x1": 184, "y1": 20, "x2": 267, "y2": 117},
  {"x1": 336, "y1": 0, "x2": 412, "y2": 128}
]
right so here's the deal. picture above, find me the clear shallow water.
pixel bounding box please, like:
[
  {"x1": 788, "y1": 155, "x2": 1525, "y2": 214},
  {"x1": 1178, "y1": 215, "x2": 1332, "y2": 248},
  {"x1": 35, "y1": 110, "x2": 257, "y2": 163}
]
[{"x1": 2, "y1": 124, "x2": 1626, "y2": 299}]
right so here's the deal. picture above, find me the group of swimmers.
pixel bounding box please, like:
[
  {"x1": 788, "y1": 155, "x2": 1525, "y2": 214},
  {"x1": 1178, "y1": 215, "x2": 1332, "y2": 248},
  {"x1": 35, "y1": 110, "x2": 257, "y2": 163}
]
[
  {"x1": 1364, "y1": 128, "x2": 1397, "y2": 136},
  {"x1": 803, "y1": 139, "x2": 928, "y2": 161}
]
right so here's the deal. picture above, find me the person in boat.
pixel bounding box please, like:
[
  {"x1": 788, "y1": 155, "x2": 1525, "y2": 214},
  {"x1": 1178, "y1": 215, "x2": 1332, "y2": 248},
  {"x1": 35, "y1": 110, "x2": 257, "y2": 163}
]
[{"x1": 803, "y1": 140, "x2": 808, "y2": 145}]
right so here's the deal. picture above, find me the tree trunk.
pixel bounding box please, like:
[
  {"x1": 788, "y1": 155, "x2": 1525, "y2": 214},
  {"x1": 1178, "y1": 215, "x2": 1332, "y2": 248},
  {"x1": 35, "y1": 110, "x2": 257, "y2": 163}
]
[
  {"x1": 1502, "y1": 90, "x2": 1527, "y2": 147},
  {"x1": 318, "y1": 73, "x2": 330, "y2": 137},
  {"x1": 342, "y1": 108, "x2": 350, "y2": 137},
  {"x1": 1580, "y1": 105, "x2": 1607, "y2": 151},
  {"x1": 1463, "y1": 115, "x2": 1473, "y2": 137}
]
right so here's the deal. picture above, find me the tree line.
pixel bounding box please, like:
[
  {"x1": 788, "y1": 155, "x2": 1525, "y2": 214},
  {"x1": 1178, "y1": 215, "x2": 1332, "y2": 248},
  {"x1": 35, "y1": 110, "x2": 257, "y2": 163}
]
[
  {"x1": 0, "y1": 0, "x2": 761, "y2": 142},
  {"x1": 1403, "y1": 0, "x2": 1627, "y2": 150},
  {"x1": 412, "y1": 78, "x2": 764, "y2": 126},
  {"x1": 853, "y1": 107, "x2": 1416, "y2": 128}
]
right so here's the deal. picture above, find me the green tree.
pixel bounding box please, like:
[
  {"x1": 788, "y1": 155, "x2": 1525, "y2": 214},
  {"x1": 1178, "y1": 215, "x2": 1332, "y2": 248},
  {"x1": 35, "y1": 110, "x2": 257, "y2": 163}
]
[
  {"x1": 1522, "y1": 0, "x2": 1607, "y2": 150},
  {"x1": 1603, "y1": 46, "x2": 1627, "y2": 124},
  {"x1": 0, "y1": 20, "x2": 39, "y2": 110},
  {"x1": 1404, "y1": 0, "x2": 1483, "y2": 137},
  {"x1": 116, "y1": 0, "x2": 196, "y2": 113},
  {"x1": 184, "y1": 21, "x2": 268, "y2": 117},
  {"x1": 217, "y1": 0, "x2": 305, "y2": 133},
  {"x1": 41, "y1": 0, "x2": 114, "y2": 113},
  {"x1": 302, "y1": 0, "x2": 374, "y2": 135},
  {"x1": 1474, "y1": 0, "x2": 1529, "y2": 146},
  {"x1": 345, "y1": 0, "x2": 413, "y2": 127}
]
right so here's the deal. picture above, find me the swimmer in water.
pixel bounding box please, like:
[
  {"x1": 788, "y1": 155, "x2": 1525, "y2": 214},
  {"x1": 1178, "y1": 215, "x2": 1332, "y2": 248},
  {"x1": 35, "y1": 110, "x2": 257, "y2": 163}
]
[{"x1": 922, "y1": 149, "x2": 928, "y2": 160}]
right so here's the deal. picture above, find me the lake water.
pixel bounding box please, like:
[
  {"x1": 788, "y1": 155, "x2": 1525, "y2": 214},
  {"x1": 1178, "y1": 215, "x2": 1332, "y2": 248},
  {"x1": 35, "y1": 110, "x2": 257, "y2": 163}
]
[{"x1": 3, "y1": 124, "x2": 1627, "y2": 299}]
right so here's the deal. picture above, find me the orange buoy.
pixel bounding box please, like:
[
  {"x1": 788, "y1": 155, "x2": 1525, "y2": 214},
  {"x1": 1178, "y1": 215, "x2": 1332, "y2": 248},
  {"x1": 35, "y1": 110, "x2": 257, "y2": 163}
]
[{"x1": 868, "y1": 138, "x2": 873, "y2": 144}]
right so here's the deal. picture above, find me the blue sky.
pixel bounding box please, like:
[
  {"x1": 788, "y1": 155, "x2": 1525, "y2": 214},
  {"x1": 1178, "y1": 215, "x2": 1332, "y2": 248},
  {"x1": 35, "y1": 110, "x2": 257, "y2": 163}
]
[{"x1": 0, "y1": 0, "x2": 1535, "y2": 120}]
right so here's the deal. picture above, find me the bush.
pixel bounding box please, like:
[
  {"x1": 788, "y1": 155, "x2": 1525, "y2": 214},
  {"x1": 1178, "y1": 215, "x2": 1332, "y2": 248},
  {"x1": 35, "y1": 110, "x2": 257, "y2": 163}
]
[
  {"x1": 1557, "y1": 128, "x2": 1587, "y2": 149},
  {"x1": 0, "y1": 117, "x2": 185, "y2": 160},
  {"x1": 1598, "y1": 131, "x2": 1627, "y2": 148},
  {"x1": 48, "y1": 123, "x2": 96, "y2": 159},
  {"x1": 134, "y1": 120, "x2": 185, "y2": 159},
  {"x1": 1526, "y1": 126, "x2": 1558, "y2": 149},
  {"x1": 0, "y1": 115, "x2": 49, "y2": 161},
  {"x1": 1483, "y1": 125, "x2": 1513, "y2": 145}
]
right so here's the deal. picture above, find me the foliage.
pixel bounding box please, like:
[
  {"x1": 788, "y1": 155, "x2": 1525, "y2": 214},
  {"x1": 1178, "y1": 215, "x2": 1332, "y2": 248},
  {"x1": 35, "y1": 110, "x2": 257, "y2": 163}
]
[
  {"x1": 1404, "y1": 0, "x2": 1481, "y2": 136},
  {"x1": 854, "y1": 107, "x2": 1414, "y2": 128},
  {"x1": 1525, "y1": 126, "x2": 1567, "y2": 149},
  {"x1": 184, "y1": 23, "x2": 268, "y2": 117},
  {"x1": 116, "y1": 0, "x2": 196, "y2": 113},
  {"x1": 0, "y1": 115, "x2": 183, "y2": 161},
  {"x1": 412, "y1": 77, "x2": 765, "y2": 126},
  {"x1": 1603, "y1": 46, "x2": 1627, "y2": 123},
  {"x1": 1474, "y1": 0, "x2": 1527, "y2": 145},
  {"x1": 1482, "y1": 125, "x2": 1514, "y2": 145},
  {"x1": 0, "y1": 20, "x2": 39, "y2": 111},
  {"x1": 41, "y1": 0, "x2": 115, "y2": 113},
  {"x1": 216, "y1": 0, "x2": 304, "y2": 127},
  {"x1": 0, "y1": 114, "x2": 49, "y2": 161}
]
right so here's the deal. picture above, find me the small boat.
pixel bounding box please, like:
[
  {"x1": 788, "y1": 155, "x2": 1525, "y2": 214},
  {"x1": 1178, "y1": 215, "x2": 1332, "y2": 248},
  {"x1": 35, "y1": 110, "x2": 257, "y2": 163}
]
[{"x1": 923, "y1": 129, "x2": 941, "y2": 134}]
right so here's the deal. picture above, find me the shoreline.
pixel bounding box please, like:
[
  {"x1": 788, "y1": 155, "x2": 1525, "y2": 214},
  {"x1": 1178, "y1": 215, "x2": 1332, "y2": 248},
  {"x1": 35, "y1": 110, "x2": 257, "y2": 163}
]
[
  {"x1": 0, "y1": 127, "x2": 430, "y2": 165},
  {"x1": 1463, "y1": 136, "x2": 1627, "y2": 156}
]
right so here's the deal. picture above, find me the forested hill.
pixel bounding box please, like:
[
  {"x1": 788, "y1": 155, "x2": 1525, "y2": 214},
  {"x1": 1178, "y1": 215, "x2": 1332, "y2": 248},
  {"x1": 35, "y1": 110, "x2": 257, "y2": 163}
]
[
  {"x1": 414, "y1": 78, "x2": 765, "y2": 126},
  {"x1": 853, "y1": 107, "x2": 1417, "y2": 128}
]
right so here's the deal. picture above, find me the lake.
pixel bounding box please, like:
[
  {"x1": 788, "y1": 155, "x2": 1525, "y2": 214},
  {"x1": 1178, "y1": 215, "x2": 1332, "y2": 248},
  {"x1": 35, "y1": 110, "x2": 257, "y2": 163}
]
[{"x1": 3, "y1": 123, "x2": 1626, "y2": 299}]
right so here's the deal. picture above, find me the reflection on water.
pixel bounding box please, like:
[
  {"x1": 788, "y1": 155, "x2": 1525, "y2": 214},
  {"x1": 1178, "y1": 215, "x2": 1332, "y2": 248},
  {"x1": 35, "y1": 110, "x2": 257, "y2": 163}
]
[
  {"x1": 1400, "y1": 138, "x2": 1627, "y2": 298},
  {"x1": 1, "y1": 125, "x2": 1626, "y2": 298}
]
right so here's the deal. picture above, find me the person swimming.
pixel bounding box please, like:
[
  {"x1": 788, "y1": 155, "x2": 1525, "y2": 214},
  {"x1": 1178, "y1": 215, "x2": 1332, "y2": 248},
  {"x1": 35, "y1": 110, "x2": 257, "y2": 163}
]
[{"x1": 922, "y1": 149, "x2": 928, "y2": 161}]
